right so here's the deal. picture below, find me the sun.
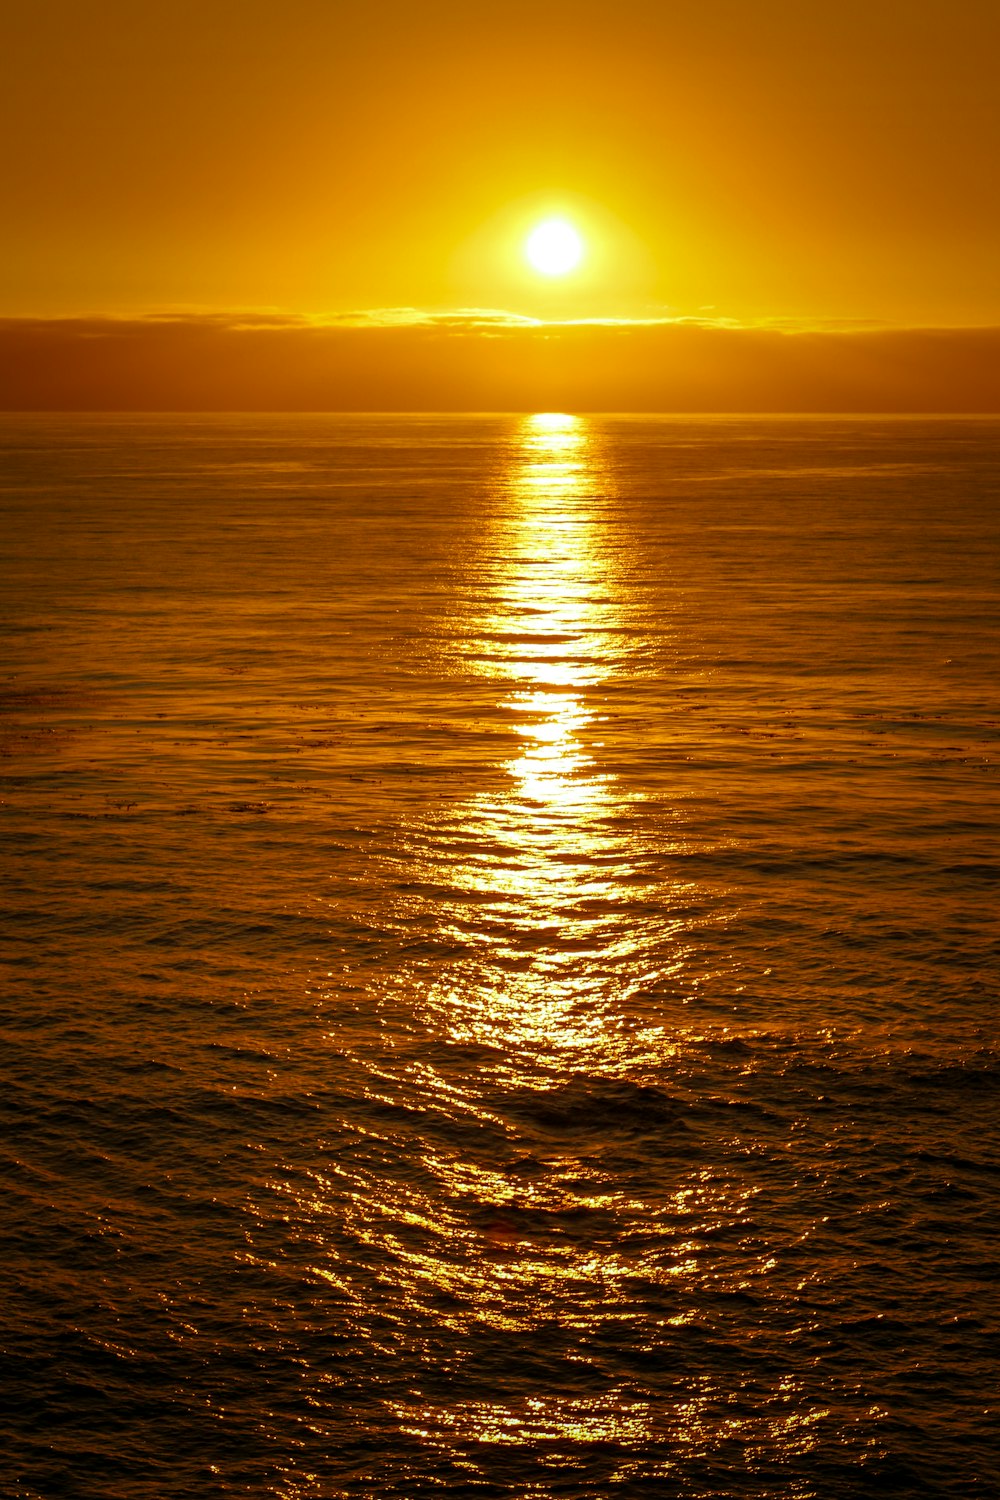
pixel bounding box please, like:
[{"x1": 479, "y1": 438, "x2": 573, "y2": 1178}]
[{"x1": 524, "y1": 218, "x2": 584, "y2": 277}]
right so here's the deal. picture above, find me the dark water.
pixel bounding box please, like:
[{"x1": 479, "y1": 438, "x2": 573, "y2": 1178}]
[{"x1": 2, "y1": 414, "x2": 998, "y2": 1498}]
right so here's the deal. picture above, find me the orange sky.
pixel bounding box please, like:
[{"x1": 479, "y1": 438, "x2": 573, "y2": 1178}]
[{"x1": 3, "y1": 0, "x2": 999, "y2": 328}]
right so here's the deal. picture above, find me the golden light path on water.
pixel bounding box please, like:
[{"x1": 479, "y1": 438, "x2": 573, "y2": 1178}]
[
  {"x1": 421, "y1": 411, "x2": 687, "y2": 1062},
  {"x1": 299, "y1": 416, "x2": 793, "y2": 1473}
]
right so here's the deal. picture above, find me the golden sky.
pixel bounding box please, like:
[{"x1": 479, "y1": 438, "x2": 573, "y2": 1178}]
[{"x1": 3, "y1": 0, "x2": 999, "y2": 328}]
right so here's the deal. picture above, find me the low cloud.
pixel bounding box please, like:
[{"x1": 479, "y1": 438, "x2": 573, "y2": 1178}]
[{"x1": 1, "y1": 311, "x2": 998, "y2": 411}]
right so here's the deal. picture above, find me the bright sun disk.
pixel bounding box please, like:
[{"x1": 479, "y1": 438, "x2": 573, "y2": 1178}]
[{"x1": 525, "y1": 218, "x2": 584, "y2": 276}]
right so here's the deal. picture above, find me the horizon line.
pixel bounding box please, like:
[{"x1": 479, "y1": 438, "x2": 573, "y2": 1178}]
[{"x1": 4, "y1": 410, "x2": 999, "y2": 419}]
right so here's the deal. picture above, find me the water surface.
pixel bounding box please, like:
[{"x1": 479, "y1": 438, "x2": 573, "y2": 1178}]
[{"x1": 2, "y1": 415, "x2": 998, "y2": 1497}]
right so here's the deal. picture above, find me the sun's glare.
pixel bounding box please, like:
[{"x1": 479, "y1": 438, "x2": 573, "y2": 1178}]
[{"x1": 524, "y1": 218, "x2": 584, "y2": 277}]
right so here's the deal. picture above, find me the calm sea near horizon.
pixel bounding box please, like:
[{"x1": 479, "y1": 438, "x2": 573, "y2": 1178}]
[{"x1": 2, "y1": 414, "x2": 998, "y2": 1498}]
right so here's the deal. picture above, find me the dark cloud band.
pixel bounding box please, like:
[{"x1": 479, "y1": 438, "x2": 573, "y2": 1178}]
[{"x1": 1, "y1": 314, "x2": 998, "y2": 411}]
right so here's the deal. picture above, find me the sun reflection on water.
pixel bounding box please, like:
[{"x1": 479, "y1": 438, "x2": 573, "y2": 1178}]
[
  {"x1": 504, "y1": 416, "x2": 606, "y2": 805},
  {"x1": 419, "y1": 412, "x2": 687, "y2": 1065},
  {"x1": 275, "y1": 415, "x2": 827, "y2": 1477}
]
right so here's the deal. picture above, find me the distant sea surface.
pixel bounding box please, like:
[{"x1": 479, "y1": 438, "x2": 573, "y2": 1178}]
[{"x1": 2, "y1": 415, "x2": 998, "y2": 1499}]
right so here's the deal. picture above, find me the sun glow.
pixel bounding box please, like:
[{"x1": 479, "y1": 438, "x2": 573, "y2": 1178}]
[{"x1": 524, "y1": 218, "x2": 584, "y2": 277}]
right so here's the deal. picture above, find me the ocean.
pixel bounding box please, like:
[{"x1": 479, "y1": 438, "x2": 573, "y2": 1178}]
[{"x1": 2, "y1": 414, "x2": 998, "y2": 1498}]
